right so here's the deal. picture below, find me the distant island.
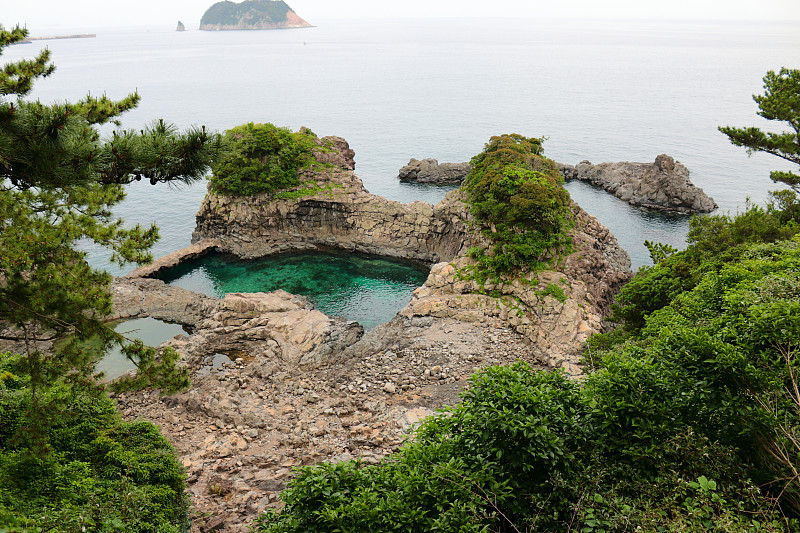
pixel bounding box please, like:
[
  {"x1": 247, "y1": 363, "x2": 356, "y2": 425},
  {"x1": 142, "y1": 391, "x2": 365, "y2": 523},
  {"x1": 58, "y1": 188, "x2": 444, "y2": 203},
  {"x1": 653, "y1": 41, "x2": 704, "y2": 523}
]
[{"x1": 200, "y1": 0, "x2": 312, "y2": 31}]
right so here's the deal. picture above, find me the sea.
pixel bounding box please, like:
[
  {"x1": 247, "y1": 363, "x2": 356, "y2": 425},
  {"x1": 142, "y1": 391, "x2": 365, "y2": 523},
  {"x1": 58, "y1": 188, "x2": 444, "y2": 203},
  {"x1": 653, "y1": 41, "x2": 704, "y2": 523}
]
[{"x1": 6, "y1": 17, "x2": 800, "y2": 272}]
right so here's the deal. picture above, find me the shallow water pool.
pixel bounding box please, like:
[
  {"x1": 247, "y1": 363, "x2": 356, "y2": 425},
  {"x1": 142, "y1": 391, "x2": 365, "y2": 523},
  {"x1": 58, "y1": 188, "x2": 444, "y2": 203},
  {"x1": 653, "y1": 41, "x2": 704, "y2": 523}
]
[
  {"x1": 157, "y1": 251, "x2": 430, "y2": 330},
  {"x1": 97, "y1": 318, "x2": 189, "y2": 380}
]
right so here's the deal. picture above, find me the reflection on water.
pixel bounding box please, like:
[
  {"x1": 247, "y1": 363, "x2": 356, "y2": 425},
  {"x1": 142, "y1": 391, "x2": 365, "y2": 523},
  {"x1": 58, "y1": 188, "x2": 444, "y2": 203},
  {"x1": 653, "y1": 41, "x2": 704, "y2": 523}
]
[
  {"x1": 157, "y1": 251, "x2": 430, "y2": 330},
  {"x1": 96, "y1": 317, "x2": 188, "y2": 380}
]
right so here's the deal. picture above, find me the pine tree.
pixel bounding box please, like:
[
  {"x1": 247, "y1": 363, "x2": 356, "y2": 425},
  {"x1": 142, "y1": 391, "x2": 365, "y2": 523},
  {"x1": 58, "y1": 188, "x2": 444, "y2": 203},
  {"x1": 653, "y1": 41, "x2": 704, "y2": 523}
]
[
  {"x1": 0, "y1": 25, "x2": 219, "y2": 440},
  {"x1": 719, "y1": 67, "x2": 800, "y2": 194}
]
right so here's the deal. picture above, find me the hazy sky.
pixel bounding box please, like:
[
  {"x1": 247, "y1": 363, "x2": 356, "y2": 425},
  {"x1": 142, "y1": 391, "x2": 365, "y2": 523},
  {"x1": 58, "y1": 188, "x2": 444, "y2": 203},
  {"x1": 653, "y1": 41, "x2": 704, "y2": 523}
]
[{"x1": 3, "y1": 0, "x2": 800, "y2": 31}]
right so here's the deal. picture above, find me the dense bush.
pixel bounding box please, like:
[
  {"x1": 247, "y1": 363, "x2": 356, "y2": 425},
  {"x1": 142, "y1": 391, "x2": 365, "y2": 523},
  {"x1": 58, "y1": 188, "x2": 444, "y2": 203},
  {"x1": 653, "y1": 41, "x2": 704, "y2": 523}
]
[
  {"x1": 0, "y1": 353, "x2": 189, "y2": 533},
  {"x1": 253, "y1": 235, "x2": 800, "y2": 532},
  {"x1": 604, "y1": 194, "x2": 800, "y2": 336},
  {"x1": 209, "y1": 122, "x2": 320, "y2": 196},
  {"x1": 463, "y1": 134, "x2": 572, "y2": 278}
]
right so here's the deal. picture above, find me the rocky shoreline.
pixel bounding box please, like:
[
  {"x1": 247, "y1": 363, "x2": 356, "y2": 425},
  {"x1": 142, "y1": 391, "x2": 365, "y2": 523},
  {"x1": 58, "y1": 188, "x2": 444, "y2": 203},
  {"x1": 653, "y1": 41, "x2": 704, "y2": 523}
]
[
  {"x1": 559, "y1": 154, "x2": 717, "y2": 213},
  {"x1": 110, "y1": 133, "x2": 632, "y2": 531},
  {"x1": 397, "y1": 154, "x2": 717, "y2": 214}
]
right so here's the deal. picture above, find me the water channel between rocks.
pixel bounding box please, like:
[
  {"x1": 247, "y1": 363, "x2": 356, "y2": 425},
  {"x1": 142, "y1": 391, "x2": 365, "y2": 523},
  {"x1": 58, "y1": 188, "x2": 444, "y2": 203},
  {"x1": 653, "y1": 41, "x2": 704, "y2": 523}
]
[
  {"x1": 156, "y1": 251, "x2": 431, "y2": 330},
  {"x1": 98, "y1": 317, "x2": 189, "y2": 379}
]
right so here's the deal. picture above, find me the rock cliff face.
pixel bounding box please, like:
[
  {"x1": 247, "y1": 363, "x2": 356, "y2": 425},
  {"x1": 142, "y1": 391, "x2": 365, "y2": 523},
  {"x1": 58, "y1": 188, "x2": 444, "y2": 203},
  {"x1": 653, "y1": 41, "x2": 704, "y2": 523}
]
[
  {"x1": 559, "y1": 154, "x2": 717, "y2": 213},
  {"x1": 398, "y1": 158, "x2": 471, "y2": 184},
  {"x1": 189, "y1": 134, "x2": 631, "y2": 374},
  {"x1": 193, "y1": 137, "x2": 475, "y2": 264},
  {"x1": 200, "y1": 0, "x2": 312, "y2": 30}
]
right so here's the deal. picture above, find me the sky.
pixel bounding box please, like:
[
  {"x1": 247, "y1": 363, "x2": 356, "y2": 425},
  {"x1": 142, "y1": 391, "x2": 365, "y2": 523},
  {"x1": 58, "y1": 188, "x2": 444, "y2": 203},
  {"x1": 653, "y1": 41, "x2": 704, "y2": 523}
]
[{"x1": 3, "y1": 0, "x2": 800, "y2": 32}]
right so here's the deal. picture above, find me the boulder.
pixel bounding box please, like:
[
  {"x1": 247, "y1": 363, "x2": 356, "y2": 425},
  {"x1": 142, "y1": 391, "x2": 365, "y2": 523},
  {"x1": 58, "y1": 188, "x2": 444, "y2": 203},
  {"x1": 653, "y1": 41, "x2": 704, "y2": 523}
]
[
  {"x1": 398, "y1": 158, "x2": 471, "y2": 185},
  {"x1": 559, "y1": 155, "x2": 717, "y2": 213}
]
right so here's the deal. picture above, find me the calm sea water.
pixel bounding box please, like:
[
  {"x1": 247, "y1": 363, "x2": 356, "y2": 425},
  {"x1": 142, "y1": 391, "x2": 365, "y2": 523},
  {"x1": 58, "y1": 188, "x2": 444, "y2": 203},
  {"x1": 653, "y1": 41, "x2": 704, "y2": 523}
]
[
  {"x1": 157, "y1": 251, "x2": 429, "y2": 330},
  {"x1": 7, "y1": 18, "x2": 800, "y2": 270}
]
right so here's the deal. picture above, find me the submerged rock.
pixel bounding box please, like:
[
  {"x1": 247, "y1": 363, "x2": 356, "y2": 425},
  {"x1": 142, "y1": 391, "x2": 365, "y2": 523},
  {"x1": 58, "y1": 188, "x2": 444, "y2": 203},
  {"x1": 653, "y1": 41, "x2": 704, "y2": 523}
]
[
  {"x1": 559, "y1": 154, "x2": 717, "y2": 213},
  {"x1": 398, "y1": 158, "x2": 471, "y2": 184}
]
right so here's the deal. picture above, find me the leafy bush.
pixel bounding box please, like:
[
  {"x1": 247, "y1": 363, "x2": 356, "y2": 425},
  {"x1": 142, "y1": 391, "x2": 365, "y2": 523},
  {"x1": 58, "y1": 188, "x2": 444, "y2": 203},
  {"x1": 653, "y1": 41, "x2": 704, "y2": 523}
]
[
  {"x1": 209, "y1": 123, "x2": 320, "y2": 196},
  {"x1": 0, "y1": 353, "x2": 189, "y2": 533},
  {"x1": 463, "y1": 134, "x2": 572, "y2": 278},
  {"x1": 253, "y1": 238, "x2": 800, "y2": 532},
  {"x1": 604, "y1": 198, "x2": 800, "y2": 338}
]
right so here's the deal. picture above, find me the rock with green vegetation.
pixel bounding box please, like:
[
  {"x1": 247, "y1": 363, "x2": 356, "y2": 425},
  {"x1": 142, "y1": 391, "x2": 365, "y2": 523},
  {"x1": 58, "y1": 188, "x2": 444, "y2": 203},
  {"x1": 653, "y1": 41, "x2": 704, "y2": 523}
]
[
  {"x1": 189, "y1": 129, "x2": 630, "y2": 375},
  {"x1": 200, "y1": 0, "x2": 312, "y2": 31},
  {"x1": 463, "y1": 133, "x2": 573, "y2": 278}
]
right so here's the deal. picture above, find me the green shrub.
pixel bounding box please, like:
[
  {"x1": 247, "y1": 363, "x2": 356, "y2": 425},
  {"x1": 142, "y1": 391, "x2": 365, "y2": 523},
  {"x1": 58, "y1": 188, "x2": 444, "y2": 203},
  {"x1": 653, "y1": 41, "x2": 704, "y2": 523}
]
[
  {"x1": 605, "y1": 199, "x2": 800, "y2": 340},
  {"x1": 209, "y1": 123, "x2": 319, "y2": 196},
  {"x1": 253, "y1": 239, "x2": 800, "y2": 532},
  {"x1": 463, "y1": 134, "x2": 572, "y2": 279},
  {"x1": 0, "y1": 358, "x2": 189, "y2": 533}
]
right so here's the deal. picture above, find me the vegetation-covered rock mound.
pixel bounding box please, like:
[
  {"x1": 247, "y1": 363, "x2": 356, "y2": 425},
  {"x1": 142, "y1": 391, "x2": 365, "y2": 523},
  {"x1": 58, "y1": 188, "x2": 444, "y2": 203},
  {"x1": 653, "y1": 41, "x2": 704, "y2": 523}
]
[{"x1": 200, "y1": 0, "x2": 312, "y2": 31}]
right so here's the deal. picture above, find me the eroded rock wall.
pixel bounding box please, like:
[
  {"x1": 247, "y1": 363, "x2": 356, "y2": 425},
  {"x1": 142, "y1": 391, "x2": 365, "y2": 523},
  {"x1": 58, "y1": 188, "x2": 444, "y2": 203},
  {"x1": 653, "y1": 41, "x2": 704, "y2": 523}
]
[{"x1": 193, "y1": 137, "x2": 475, "y2": 264}]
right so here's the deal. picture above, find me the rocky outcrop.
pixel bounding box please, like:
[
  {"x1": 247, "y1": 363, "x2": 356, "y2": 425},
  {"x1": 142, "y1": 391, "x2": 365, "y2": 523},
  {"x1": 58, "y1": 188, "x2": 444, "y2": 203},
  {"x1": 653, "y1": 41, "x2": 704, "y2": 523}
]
[
  {"x1": 398, "y1": 158, "x2": 471, "y2": 184},
  {"x1": 559, "y1": 154, "x2": 717, "y2": 213},
  {"x1": 176, "y1": 20, "x2": 186, "y2": 31},
  {"x1": 111, "y1": 278, "x2": 363, "y2": 369},
  {"x1": 187, "y1": 133, "x2": 631, "y2": 375},
  {"x1": 199, "y1": 0, "x2": 312, "y2": 31},
  {"x1": 397, "y1": 202, "x2": 631, "y2": 375},
  {"x1": 193, "y1": 137, "x2": 475, "y2": 264},
  {"x1": 115, "y1": 133, "x2": 634, "y2": 530}
]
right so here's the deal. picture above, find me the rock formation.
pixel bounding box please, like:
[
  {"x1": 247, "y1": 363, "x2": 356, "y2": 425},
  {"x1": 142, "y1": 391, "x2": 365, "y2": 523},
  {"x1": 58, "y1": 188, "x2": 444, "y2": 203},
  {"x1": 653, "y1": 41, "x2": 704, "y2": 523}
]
[
  {"x1": 176, "y1": 20, "x2": 186, "y2": 31},
  {"x1": 200, "y1": 0, "x2": 312, "y2": 31},
  {"x1": 559, "y1": 154, "x2": 717, "y2": 213},
  {"x1": 111, "y1": 133, "x2": 632, "y2": 530},
  {"x1": 193, "y1": 137, "x2": 474, "y2": 264},
  {"x1": 398, "y1": 158, "x2": 471, "y2": 184},
  {"x1": 187, "y1": 133, "x2": 631, "y2": 372}
]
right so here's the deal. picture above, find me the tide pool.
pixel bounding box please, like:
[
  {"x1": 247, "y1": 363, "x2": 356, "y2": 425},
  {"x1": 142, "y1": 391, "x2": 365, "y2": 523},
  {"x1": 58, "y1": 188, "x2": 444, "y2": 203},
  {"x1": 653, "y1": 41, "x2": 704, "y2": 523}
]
[{"x1": 157, "y1": 251, "x2": 430, "y2": 330}]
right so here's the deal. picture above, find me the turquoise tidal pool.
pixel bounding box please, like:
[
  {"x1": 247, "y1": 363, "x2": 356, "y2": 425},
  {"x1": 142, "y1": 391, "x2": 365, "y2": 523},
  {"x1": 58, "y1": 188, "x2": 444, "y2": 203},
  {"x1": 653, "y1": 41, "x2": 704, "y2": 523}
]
[{"x1": 156, "y1": 252, "x2": 431, "y2": 330}]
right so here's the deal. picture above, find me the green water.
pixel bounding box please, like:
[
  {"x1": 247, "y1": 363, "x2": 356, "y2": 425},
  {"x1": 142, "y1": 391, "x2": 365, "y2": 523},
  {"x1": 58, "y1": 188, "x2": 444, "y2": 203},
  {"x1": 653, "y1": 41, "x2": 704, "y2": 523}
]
[
  {"x1": 60, "y1": 318, "x2": 189, "y2": 380},
  {"x1": 157, "y1": 252, "x2": 430, "y2": 330}
]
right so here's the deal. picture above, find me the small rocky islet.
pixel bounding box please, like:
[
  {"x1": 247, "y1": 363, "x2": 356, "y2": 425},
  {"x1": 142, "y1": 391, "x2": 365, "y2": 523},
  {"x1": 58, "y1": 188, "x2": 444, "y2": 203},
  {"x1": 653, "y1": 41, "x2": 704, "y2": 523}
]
[
  {"x1": 398, "y1": 154, "x2": 717, "y2": 213},
  {"x1": 111, "y1": 131, "x2": 634, "y2": 531}
]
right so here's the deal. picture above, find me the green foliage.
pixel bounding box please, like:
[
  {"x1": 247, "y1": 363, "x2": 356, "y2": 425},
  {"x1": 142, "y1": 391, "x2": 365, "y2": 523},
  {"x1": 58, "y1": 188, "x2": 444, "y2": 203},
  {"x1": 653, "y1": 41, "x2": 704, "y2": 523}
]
[
  {"x1": 606, "y1": 199, "x2": 799, "y2": 336},
  {"x1": 463, "y1": 134, "x2": 572, "y2": 279},
  {"x1": 536, "y1": 282, "x2": 568, "y2": 302},
  {"x1": 0, "y1": 24, "x2": 209, "y2": 532},
  {"x1": 0, "y1": 360, "x2": 188, "y2": 532},
  {"x1": 0, "y1": 24, "x2": 214, "y2": 431},
  {"x1": 255, "y1": 238, "x2": 800, "y2": 532},
  {"x1": 201, "y1": 0, "x2": 293, "y2": 27},
  {"x1": 274, "y1": 180, "x2": 344, "y2": 200},
  {"x1": 719, "y1": 67, "x2": 800, "y2": 193},
  {"x1": 209, "y1": 122, "x2": 320, "y2": 196}
]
